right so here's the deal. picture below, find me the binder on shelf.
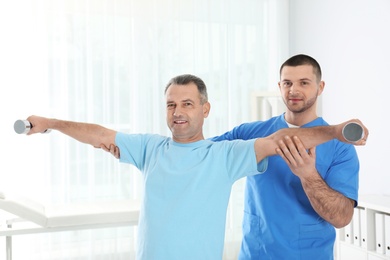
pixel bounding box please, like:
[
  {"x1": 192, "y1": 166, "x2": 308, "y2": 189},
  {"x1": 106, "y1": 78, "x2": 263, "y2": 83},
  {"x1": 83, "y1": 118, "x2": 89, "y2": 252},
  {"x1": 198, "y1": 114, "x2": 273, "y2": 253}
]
[
  {"x1": 385, "y1": 214, "x2": 390, "y2": 257},
  {"x1": 359, "y1": 208, "x2": 367, "y2": 249},
  {"x1": 375, "y1": 212, "x2": 385, "y2": 254},
  {"x1": 353, "y1": 208, "x2": 361, "y2": 246},
  {"x1": 344, "y1": 218, "x2": 353, "y2": 244}
]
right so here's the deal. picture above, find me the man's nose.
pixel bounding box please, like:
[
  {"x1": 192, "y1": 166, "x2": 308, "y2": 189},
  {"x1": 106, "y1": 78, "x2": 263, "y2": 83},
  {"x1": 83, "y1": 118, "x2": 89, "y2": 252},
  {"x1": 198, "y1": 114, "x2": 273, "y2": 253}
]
[
  {"x1": 289, "y1": 84, "x2": 299, "y2": 95},
  {"x1": 173, "y1": 107, "x2": 182, "y2": 116}
]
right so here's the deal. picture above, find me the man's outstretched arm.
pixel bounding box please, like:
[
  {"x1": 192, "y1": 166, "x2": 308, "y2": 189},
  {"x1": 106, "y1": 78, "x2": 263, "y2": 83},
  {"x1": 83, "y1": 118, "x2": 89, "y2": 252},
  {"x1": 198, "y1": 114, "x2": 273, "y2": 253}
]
[
  {"x1": 254, "y1": 119, "x2": 368, "y2": 163},
  {"x1": 101, "y1": 118, "x2": 369, "y2": 161},
  {"x1": 27, "y1": 115, "x2": 117, "y2": 149}
]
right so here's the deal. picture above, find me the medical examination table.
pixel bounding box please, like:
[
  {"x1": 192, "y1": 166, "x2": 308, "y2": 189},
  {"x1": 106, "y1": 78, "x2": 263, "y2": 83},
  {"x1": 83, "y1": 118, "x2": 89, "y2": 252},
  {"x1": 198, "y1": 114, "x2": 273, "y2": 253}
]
[{"x1": 0, "y1": 191, "x2": 140, "y2": 260}]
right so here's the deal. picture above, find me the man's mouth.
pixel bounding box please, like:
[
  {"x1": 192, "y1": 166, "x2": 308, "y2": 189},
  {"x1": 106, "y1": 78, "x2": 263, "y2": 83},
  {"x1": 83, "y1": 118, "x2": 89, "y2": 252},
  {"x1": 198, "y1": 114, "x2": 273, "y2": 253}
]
[{"x1": 174, "y1": 120, "x2": 187, "y2": 124}]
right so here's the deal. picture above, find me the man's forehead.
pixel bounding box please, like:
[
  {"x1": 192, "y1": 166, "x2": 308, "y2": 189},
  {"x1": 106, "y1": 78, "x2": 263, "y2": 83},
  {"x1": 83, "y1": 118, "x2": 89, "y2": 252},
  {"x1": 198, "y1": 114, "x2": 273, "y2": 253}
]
[
  {"x1": 165, "y1": 83, "x2": 200, "y2": 102},
  {"x1": 281, "y1": 65, "x2": 316, "y2": 80}
]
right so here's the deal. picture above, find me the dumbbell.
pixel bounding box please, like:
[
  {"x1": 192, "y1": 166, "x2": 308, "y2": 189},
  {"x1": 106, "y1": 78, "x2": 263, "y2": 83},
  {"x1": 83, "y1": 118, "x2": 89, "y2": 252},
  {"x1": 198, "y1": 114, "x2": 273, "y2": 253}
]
[
  {"x1": 14, "y1": 120, "x2": 51, "y2": 134},
  {"x1": 342, "y1": 122, "x2": 364, "y2": 142}
]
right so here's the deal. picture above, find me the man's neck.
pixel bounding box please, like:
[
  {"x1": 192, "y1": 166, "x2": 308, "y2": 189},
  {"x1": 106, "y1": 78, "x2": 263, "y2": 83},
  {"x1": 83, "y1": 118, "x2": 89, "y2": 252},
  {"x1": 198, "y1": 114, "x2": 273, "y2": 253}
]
[{"x1": 284, "y1": 111, "x2": 318, "y2": 127}]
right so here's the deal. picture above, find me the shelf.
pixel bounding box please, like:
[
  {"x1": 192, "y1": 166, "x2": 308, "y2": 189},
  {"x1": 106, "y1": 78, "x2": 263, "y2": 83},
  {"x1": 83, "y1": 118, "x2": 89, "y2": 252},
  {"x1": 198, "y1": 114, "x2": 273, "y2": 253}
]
[{"x1": 337, "y1": 194, "x2": 390, "y2": 259}]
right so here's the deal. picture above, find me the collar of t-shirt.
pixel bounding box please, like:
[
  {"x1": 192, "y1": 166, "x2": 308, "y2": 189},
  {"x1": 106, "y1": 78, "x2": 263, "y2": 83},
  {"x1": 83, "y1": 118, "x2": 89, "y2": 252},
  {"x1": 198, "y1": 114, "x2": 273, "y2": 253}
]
[{"x1": 286, "y1": 122, "x2": 300, "y2": 128}]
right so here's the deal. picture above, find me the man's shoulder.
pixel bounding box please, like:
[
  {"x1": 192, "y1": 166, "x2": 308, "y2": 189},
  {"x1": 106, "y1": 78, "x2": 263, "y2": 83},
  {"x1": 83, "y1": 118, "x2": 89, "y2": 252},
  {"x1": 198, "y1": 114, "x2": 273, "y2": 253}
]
[
  {"x1": 205, "y1": 138, "x2": 256, "y2": 150},
  {"x1": 116, "y1": 132, "x2": 169, "y2": 145},
  {"x1": 234, "y1": 115, "x2": 283, "y2": 137}
]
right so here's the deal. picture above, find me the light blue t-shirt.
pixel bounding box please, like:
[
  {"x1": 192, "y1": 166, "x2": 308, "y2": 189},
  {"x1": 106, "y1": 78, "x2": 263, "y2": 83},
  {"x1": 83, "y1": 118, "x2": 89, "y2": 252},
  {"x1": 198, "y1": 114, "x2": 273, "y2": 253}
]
[{"x1": 115, "y1": 133, "x2": 267, "y2": 260}]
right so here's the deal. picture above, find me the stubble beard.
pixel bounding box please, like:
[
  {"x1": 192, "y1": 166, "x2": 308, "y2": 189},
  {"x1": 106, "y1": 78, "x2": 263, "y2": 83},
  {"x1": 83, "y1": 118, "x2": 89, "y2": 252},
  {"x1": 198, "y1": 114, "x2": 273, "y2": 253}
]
[{"x1": 285, "y1": 94, "x2": 318, "y2": 114}]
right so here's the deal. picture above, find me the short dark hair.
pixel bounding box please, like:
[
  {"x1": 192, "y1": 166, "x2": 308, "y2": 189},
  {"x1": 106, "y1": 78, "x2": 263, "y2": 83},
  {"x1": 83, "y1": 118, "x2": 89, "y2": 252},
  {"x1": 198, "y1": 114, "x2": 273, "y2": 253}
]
[
  {"x1": 280, "y1": 54, "x2": 322, "y2": 82},
  {"x1": 165, "y1": 74, "x2": 208, "y2": 104}
]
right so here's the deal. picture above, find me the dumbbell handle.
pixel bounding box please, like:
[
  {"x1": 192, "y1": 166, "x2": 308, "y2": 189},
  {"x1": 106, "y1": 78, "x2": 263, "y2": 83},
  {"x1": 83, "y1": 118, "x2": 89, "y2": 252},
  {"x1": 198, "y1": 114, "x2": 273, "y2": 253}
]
[{"x1": 14, "y1": 120, "x2": 50, "y2": 134}]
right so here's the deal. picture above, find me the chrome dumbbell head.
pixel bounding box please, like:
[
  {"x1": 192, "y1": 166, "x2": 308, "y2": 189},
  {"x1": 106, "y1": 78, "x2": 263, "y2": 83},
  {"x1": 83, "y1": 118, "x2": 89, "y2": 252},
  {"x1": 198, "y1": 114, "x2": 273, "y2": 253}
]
[
  {"x1": 14, "y1": 120, "x2": 32, "y2": 134},
  {"x1": 342, "y1": 122, "x2": 364, "y2": 142},
  {"x1": 14, "y1": 119, "x2": 51, "y2": 134}
]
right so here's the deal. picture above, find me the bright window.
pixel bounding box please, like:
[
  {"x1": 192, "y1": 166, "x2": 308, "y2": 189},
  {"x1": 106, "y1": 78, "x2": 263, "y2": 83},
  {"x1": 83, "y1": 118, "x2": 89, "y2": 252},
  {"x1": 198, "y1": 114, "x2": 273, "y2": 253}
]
[{"x1": 1, "y1": 0, "x2": 288, "y2": 258}]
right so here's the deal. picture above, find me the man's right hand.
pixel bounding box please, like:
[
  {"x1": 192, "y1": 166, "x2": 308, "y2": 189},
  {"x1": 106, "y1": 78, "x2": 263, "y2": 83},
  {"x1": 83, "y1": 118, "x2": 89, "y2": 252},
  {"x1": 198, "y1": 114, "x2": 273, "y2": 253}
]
[
  {"x1": 337, "y1": 119, "x2": 369, "y2": 145},
  {"x1": 100, "y1": 143, "x2": 120, "y2": 159},
  {"x1": 26, "y1": 115, "x2": 51, "y2": 135}
]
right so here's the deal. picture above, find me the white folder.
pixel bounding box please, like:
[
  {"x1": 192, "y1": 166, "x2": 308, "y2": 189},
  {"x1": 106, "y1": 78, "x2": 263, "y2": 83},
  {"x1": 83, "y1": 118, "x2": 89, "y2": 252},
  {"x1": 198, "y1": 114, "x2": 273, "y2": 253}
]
[
  {"x1": 352, "y1": 208, "x2": 361, "y2": 246},
  {"x1": 375, "y1": 212, "x2": 385, "y2": 254},
  {"x1": 344, "y1": 218, "x2": 353, "y2": 244},
  {"x1": 359, "y1": 208, "x2": 367, "y2": 249},
  {"x1": 385, "y1": 214, "x2": 390, "y2": 257}
]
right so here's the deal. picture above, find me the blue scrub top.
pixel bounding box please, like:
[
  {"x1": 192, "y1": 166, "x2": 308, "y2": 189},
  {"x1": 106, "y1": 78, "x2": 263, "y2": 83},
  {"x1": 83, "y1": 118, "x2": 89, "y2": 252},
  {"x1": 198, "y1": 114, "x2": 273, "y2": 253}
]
[{"x1": 212, "y1": 115, "x2": 359, "y2": 259}]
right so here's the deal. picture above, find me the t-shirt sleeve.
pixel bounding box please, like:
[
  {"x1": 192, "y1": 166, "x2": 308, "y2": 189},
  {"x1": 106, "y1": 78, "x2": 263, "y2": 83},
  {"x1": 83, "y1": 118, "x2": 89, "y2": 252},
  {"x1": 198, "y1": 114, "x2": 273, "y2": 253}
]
[
  {"x1": 257, "y1": 157, "x2": 268, "y2": 173},
  {"x1": 115, "y1": 132, "x2": 145, "y2": 169},
  {"x1": 224, "y1": 139, "x2": 268, "y2": 182}
]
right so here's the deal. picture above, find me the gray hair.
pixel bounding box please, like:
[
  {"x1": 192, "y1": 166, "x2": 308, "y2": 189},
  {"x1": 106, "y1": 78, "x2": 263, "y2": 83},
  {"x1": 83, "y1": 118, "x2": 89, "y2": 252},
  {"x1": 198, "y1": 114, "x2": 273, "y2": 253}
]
[{"x1": 165, "y1": 74, "x2": 208, "y2": 104}]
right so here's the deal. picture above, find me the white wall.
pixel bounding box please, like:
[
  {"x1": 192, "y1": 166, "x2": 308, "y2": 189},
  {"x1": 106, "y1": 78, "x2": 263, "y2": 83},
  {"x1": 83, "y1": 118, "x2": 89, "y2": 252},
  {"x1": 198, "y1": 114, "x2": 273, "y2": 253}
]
[{"x1": 288, "y1": 0, "x2": 390, "y2": 195}]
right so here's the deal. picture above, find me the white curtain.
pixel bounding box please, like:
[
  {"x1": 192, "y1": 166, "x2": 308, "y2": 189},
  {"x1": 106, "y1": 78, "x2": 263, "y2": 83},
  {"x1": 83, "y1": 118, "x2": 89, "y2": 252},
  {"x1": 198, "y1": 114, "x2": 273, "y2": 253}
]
[{"x1": 0, "y1": 0, "x2": 288, "y2": 259}]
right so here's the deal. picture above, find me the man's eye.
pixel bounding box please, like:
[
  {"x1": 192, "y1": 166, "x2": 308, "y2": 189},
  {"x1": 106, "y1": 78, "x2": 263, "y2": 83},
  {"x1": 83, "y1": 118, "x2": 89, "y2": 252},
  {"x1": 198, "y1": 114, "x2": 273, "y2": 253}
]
[
  {"x1": 283, "y1": 82, "x2": 292, "y2": 87},
  {"x1": 167, "y1": 104, "x2": 175, "y2": 109},
  {"x1": 301, "y1": 81, "x2": 309, "y2": 86},
  {"x1": 184, "y1": 102, "x2": 192, "y2": 106}
]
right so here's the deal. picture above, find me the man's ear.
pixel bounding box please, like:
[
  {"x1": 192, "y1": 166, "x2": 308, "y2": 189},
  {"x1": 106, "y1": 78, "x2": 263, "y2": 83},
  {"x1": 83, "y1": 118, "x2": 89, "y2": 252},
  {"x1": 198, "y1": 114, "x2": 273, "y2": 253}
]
[
  {"x1": 203, "y1": 102, "x2": 211, "y2": 118},
  {"x1": 318, "y1": 81, "x2": 325, "y2": 96}
]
